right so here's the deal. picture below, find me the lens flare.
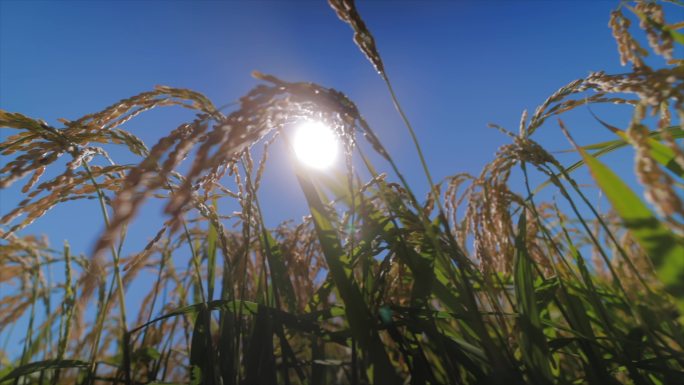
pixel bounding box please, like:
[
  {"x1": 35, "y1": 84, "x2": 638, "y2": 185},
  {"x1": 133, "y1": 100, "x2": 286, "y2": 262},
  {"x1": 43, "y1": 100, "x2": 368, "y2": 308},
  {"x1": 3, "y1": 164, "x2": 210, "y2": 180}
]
[{"x1": 293, "y1": 121, "x2": 339, "y2": 169}]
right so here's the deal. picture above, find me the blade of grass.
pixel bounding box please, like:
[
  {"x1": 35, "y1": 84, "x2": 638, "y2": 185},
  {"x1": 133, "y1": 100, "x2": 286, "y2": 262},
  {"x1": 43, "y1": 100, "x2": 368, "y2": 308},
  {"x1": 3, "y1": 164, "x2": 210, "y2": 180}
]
[
  {"x1": 244, "y1": 306, "x2": 277, "y2": 385},
  {"x1": 0, "y1": 360, "x2": 90, "y2": 383},
  {"x1": 513, "y1": 213, "x2": 554, "y2": 384},
  {"x1": 294, "y1": 168, "x2": 401, "y2": 384},
  {"x1": 189, "y1": 306, "x2": 216, "y2": 385},
  {"x1": 206, "y1": 201, "x2": 218, "y2": 302},
  {"x1": 561, "y1": 123, "x2": 684, "y2": 301},
  {"x1": 589, "y1": 113, "x2": 684, "y2": 178}
]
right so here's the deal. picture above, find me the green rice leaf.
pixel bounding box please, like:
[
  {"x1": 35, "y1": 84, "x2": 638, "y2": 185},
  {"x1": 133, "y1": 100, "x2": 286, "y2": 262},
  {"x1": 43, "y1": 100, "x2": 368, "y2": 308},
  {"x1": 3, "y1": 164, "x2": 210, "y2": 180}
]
[
  {"x1": 260, "y1": 229, "x2": 297, "y2": 311},
  {"x1": 244, "y1": 306, "x2": 277, "y2": 385},
  {"x1": 0, "y1": 359, "x2": 90, "y2": 382},
  {"x1": 591, "y1": 115, "x2": 684, "y2": 179},
  {"x1": 206, "y1": 204, "x2": 218, "y2": 301},
  {"x1": 190, "y1": 307, "x2": 215, "y2": 385},
  {"x1": 296, "y1": 169, "x2": 401, "y2": 384},
  {"x1": 565, "y1": 126, "x2": 684, "y2": 299},
  {"x1": 514, "y1": 213, "x2": 554, "y2": 384}
]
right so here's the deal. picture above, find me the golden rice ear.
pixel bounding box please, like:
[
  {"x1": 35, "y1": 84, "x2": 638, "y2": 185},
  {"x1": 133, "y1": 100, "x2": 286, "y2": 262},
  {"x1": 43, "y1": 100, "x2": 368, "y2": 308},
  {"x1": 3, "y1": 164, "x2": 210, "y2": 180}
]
[
  {"x1": 633, "y1": 2, "x2": 674, "y2": 60},
  {"x1": 628, "y1": 118, "x2": 684, "y2": 235},
  {"x1": 609, "y1": 8, "x2": 649, "y2": 68},
  {"x1": 328, "y1": 0, "x2": 385, "y2": 76},
  {"x1": 86, "y1": 75, "x2": 366, "y2": 298}
]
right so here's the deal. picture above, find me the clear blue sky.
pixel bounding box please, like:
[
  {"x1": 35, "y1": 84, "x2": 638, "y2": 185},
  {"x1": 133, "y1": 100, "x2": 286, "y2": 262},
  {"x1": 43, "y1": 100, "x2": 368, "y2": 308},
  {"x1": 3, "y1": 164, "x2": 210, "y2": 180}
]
[{"x1": 2, "y1": 2, "x2": 669, "y2": 354}]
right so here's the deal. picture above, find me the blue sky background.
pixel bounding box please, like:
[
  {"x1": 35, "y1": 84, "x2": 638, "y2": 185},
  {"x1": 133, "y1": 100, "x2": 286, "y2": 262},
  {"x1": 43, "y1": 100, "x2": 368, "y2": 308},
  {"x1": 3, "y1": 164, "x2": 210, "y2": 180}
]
[
  {"x1": 1, "y1": 0, "x2": 638, "y2": 252},
  {"x1": 1, "y1": 0, "x2": 676, "y2": 358}
]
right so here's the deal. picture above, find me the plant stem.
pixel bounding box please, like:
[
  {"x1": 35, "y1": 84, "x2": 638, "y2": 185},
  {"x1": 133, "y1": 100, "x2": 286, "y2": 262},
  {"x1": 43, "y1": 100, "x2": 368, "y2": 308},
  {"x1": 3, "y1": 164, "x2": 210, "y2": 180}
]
[{"x1": 82, "y1": 161, "x2": 128, "y2": 384}]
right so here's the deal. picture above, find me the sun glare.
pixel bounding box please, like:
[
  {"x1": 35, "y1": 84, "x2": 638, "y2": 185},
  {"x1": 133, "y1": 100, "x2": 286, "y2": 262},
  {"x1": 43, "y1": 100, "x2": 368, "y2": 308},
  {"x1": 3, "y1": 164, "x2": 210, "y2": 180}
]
[{"x1": 293, "y1": 121, "x2": 339, "y2": 169}]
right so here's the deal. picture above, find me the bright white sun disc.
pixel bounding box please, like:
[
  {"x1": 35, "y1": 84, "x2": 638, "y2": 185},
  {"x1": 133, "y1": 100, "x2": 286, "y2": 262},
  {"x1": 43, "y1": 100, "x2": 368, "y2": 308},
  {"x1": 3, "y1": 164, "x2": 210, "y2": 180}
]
[{"x1": 293, "y1": 121, "x2": 339, "y2": 169}]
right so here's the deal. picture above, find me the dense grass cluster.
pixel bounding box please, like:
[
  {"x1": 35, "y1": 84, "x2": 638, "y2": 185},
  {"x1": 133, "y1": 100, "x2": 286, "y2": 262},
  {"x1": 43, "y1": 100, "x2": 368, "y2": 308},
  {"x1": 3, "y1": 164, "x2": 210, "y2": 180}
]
[{"x1": 1, "y1": 1, "x2": 684, "y2": 384}]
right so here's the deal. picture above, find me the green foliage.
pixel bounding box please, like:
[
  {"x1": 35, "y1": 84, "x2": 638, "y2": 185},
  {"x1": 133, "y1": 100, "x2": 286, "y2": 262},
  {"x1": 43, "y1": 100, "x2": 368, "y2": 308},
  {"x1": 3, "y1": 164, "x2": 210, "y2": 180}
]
[
  {"x1": 1, "y1": 1, "x2": 683, "y2": 384},
  {"x1": 563, "y1": 123, "x2": 684, "y2": 300}
]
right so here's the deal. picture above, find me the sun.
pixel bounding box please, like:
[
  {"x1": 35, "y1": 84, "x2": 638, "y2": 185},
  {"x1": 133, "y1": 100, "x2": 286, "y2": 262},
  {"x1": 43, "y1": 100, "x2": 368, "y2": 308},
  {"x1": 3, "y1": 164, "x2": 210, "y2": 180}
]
[{"x1": 292, "y1": 121, "x2": 339, "y2": 169}]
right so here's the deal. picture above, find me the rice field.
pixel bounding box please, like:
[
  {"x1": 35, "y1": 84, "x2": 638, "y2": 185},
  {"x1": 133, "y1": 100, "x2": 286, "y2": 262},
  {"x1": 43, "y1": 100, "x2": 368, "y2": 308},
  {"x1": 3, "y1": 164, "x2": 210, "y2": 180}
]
[{"x1": 1, "y1": 1, "x2": 683, "y2": 384}]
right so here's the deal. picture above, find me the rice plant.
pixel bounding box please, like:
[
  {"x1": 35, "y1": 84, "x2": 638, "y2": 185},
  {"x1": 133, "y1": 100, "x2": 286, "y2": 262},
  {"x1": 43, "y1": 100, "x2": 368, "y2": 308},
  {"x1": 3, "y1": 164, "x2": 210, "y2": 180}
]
[{"x1": 1, "y1": 1, "x2": 683, "y2": 384}]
